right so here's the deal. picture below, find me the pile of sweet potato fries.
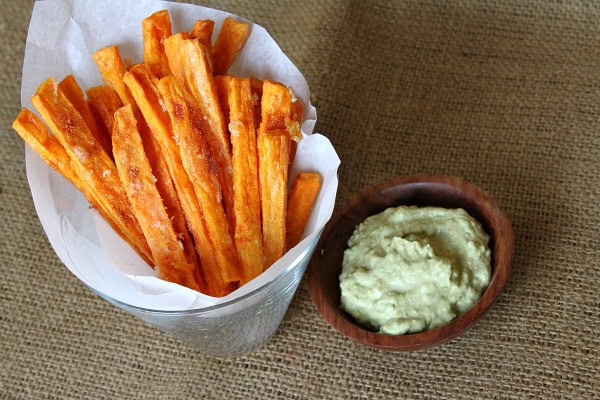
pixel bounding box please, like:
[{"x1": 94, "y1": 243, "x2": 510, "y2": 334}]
[{"x1": 12, "y1": 10, "x2": 321, "y2": 297}]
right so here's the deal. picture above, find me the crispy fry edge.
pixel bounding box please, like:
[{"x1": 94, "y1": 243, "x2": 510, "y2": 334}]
[
  {"x1": 286, "y1": 172, "x2": 321, "y2": 250},
  {"x1": 225, "y1": 77, "x2": 263, "y2": 283},
  {"x1": 157, "y1": 75, "x2": 242, "y2": 293},
  {"x1": 31, "y1": 78, "x2": 153, "y2": 265},
  {"x1": 112, "y1": 104, "x2": 200, "y2": 291},
  {"x1": 212, "y1": 17, "x2": 251, "y2": 75},
  {"x1": 142, "y1": 9, "x2": 172, "y2": 79}
]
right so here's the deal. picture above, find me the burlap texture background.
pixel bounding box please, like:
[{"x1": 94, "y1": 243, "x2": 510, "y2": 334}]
[{"x1": 1, "y1": 0, "x2": 599, "y2": 398}]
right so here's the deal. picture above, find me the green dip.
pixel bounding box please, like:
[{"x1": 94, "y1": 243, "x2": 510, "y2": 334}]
[{"x1": 339, "y1": 206, "x2": 491, "y2": 335}]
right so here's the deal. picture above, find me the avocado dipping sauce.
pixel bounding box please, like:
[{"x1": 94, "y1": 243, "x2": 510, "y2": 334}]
[{"x1": 339, "y1": 206, "x2": 491, "y2": 335}]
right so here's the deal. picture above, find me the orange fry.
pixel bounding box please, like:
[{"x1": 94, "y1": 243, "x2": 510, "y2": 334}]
[
  {"x1": 178, "y1": 39, "x2": 235, "y2": 232},
  {"x1": 86, "y1": 85, "x2": 122, "y2": 138},
  {"x1": 212, "y1": 17, "x2": 251, "y2": 75},
  {"x1": 13, "y1": 108, "x2": 152, "y2": 267},
  {"x1": 123, "y1": 65, "x2": 201, "y2": 286},
  {"x1": 214, "y1": 75, "x2": 232, "y2": 125},
  {"x1": 13, "y1": 108, "x2": 83, "y2": 190},
  {"x1": 58, "y1": 75, "x2": 111, "y2": 156},
  {"x1": 87, "y1": 99, "x2": 110, "y2": 150},
  {"x1": 286, "y1": 172, "x2": 321, "y2": 250},
  {"x1": 191, "y1": 19, "x2": 215, "y2": 55},
  {"x1": 258, "y1": 134, "x2": 289, "y2": 269},
  {"x1": 222, "y1": 77, "x2": 263, "y2": 283},
  {"x1": 113, "y1": 105, "x2": 200, "y2": 290},
  {"x1": 163, "y1": 32, "x2": 191, "y2": 89},
  {"x1": 31, "y1": 78, "x2": 152, "y2": 264},
  {"x1": 124, "y1": 66, "x2": 224, "y2": 295},
  {"x1": 142, "y1": 10, "x2": 172, "y2": 79},
  {"x1": 216, "y1": 75, "x2": 263, "y2": 127},
  {"x1": 262, "y1": 83, "x2": 302, "y2": 142},
  {"x1": 158, "y1": 76, "x2": 242, "y2": 294},
  {"x1": 258, "y1": 80, "x2": 297, "y2": 269},
  {"x1": 93, "y1": 49, "x2": 190, "y2": 276},
  {"x1": 93, "y1": 46, "x2": 136, "y2": 107}
]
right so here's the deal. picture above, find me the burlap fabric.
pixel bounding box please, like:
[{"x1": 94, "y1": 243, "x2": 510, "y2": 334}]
[{"x1": 1, "y1": 0, "x2": 599, "y2": 398}]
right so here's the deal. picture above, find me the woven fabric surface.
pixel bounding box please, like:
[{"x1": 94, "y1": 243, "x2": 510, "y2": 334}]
[{"x1": 1, "y1": 0, "x2": 599, "y2": 398}]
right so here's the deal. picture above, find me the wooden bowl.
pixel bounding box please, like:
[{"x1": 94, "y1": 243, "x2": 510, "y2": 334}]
[{"x1": 308, "y1": 174, "x2": 514, "y2": 351}]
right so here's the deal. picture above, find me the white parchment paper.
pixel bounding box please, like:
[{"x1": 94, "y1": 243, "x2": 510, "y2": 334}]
[{"x1": 21, "y1": 0, "x2": 340, "y2": 310}]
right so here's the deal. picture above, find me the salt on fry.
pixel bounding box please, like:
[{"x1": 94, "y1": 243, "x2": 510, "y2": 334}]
[
  {"x1": 222, "y1": 77, "x2": 263, "y2": 283},
  {"x1": 289, "y1": 97, "x2": 304, "y2": 171},
  {"x1": 142, "y1": 9, "x2": 172, "y2": 79},
  {"x1": 58, "y1": 75, "x2": 111, "y2": 156},
  {"x1": 212, "y1": 17, "x2": 251, "y2": 75},
  {"x1": 13, "y1": 108, "x2": 153, "y2": 267},
  {"x1": 13, "y1": 108, "x2": 83, "y2": 190},
  {"x1": 286, "y1": 172, "x2": 321, "y2": 250},
  {"x1": 178, "y1": 39, "x2": 235, "y2": 233},
  {"x1": 157, "y1": 75, "x2": 242, "y2": 294},
  {"x1": 123, "y1": 64, "x2": 203, "y2": 290},
  {"x1": 113, "y1": 105, "x2": 200, "y2": 290},
  {"x1": 93, "y1": 48, "x2": 191, "y2": 278},
  {"x1": 125, "y1": 65, "x2": 228, "y2": 295},
  {"x1": 31, "y1": 78, "x2": 153, "y2": 264}
]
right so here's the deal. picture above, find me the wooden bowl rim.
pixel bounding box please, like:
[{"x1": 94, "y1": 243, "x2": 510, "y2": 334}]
[{"x1": 308, "y1": 174, "x2": 514, "y2": 351}]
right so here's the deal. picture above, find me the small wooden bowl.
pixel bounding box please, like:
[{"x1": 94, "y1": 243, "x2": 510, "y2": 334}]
[{"x1": 308, "y1": 174, "x2": 514, "y2": 351}]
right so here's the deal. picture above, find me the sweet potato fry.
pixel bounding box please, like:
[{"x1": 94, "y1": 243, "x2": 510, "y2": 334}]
[
  {"x1": 261, "y1": 82, "x2": 302, "y2": 142},
  {"x1": 13, "y1": 108, "x2": 153, "y2": 266},
  {"x1": 87, "y1": 100, "x2": 110, "y2": 149},
  {"x1": 178, "y1": 39, "x2": 235, "y2": 232},
  {"x1": 163, "y1": 32, "x2": 191, "y2": 89},
  {"x1": 93, "y1": 46, "x2": 136, "y2": 107},
  {"x1": 113, "y1": 105, "x2": 200, "y2": 290},
  {"x1": 123, "y1": 64, "x2": 201, "y2": 286},
  {"x1": 86, "y1": 85, "x2": 122, "y2": 138},
  {"x1": 31, "y1": 78, "x2": 152, "y2": 264},
  {"x1": 13, "y1": 108, "x2": 83, "y2": 190},
  {"x1": 258, "y1": 134, "x2": 288, "y2": 269},
  {"x1": 258, "y1": 80, "x2": 306, "y2": 268},
  {"x1": 259, "y1": 81, "x2": 300, "y2": 269},
  {"x1": 158, "y1": 76, "x2": 241, "y2": 293},
  {"x1": 222, "y1": 77, "x2": 263, "y2": 283},
  {"x1": 191, "y1": 19, "x2": 215, "y2": 55},
  {"x1": 93, "y1": 49, "x2": 191, "y2": 276},
  {"x1": 58, "y1": 75, "x2": 111, "y2": 156},
  {"x1": 124, "y1": 67, "x2": 224, "y2": 295},
  {"x1": 212, "y1": 17, "x2": 251, "y2": 75},
  {"x1": 142, "y1": 10, "x2": 172, "y2": 79},
  {"x1": 213, "y1": 75, "x2": 232, "y2": 125},
  {"x1": 215, "y1": 75, "x2": 263, "y2": 127},
  {"x1": 286, "y1": 172, "x2": 321, "y2": 250}
]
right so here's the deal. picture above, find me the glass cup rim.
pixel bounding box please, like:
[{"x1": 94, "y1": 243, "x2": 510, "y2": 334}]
[{"x1": 87, "y1": 232, "x2": 322, "y2": 316}]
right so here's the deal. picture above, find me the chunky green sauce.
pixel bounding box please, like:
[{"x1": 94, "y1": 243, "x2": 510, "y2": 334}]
[{"x1": 339, "y1": 206, "x2": 491, "y2": 335}]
